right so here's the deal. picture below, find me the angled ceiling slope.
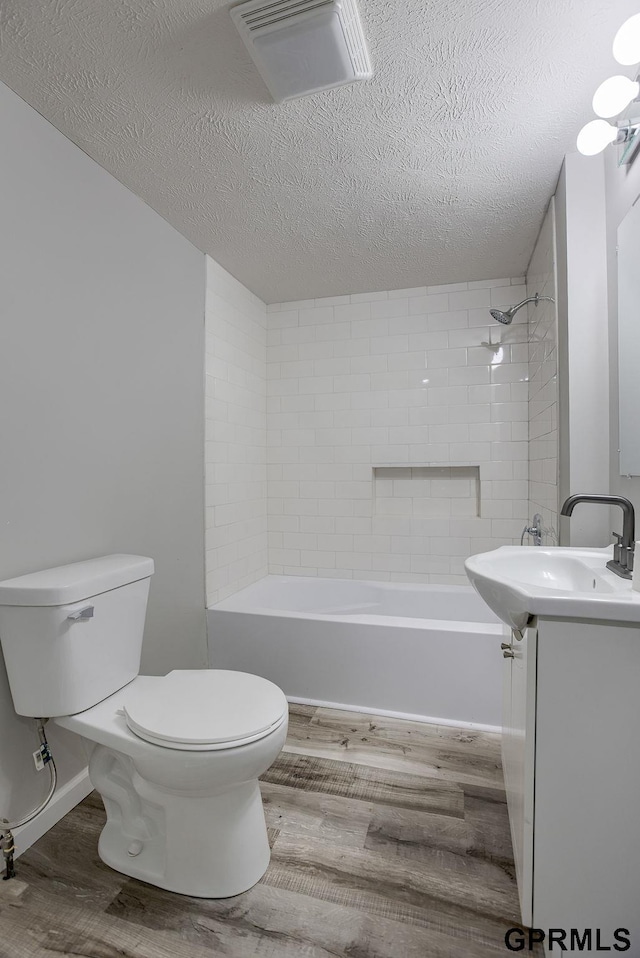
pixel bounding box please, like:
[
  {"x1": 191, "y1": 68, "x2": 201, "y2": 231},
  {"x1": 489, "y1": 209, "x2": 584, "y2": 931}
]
[{"x1": 0, "y1": 0, "x2": 636, "y2": 302}]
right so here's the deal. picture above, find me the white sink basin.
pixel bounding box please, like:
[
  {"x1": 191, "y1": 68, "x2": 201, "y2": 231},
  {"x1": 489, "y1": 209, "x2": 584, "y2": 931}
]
[{"x1": 465, "y1": 546, "x2": 640, "y2": 630}]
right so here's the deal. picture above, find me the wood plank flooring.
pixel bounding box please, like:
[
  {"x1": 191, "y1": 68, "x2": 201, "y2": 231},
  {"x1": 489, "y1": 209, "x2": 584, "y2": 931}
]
[{"x1": 1, "y1": 704, "x2": 528, "y2": 957}]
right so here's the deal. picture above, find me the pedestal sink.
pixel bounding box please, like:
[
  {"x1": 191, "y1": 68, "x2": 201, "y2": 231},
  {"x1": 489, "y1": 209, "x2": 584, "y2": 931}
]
[
  {"x1": 464, "y1": 545, "x2": 640, "y2": 630},
  {"x1": 465, "y1": 544, "x2": 640, "y2": 947}
]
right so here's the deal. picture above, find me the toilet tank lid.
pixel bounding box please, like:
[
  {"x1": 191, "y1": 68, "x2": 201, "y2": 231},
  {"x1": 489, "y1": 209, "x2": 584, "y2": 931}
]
[{"x1": 0, "y1": 555, "x2": 154, "y2": 606}]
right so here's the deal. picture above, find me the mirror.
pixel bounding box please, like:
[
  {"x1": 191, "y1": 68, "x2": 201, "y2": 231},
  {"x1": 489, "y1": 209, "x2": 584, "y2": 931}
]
[{"x1": 617, "y1": 197, "x2": 640, "y2": 476}]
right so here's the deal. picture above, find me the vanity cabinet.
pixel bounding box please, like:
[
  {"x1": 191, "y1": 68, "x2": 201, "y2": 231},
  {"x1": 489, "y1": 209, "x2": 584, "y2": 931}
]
[
  {"x1": 502, "y1": 617, "x2": 640, "y2": 948},
  {"x1": 502, "y1": 624, "x2": 536, "y2": 926}
]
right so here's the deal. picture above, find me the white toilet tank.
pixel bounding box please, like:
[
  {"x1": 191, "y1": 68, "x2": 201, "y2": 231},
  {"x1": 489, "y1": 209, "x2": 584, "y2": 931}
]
[{"x1": 0, "y1": 555, "x2": 154, "y2": 718}]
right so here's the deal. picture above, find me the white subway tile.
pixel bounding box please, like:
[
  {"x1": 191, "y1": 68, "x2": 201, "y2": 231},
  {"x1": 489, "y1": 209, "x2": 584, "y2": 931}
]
[
  {"x1": 313, "y1": 357, "x2": 351, "y2": 376},
  {"x1": 268, "y1": 310, "x2": 300, "y2": 328},
  {"x1": 350, "y1": 354, "x2": 388, "y2": 374},
  {"x1": 490, "y1": 285, "x2": 526, "y2": 307},
  {"x1": 204, "y1": 271, "x2": 549, "y2": 587},
  {"x1": 351, "y1": 317, "x2": 388, "y2": 338},
  {"x1": 280, "y1": 325, "x2": 316, "y2": 345},
  {"x1": 370, "y1": 335, "x2": 409, "y2": 355},
  {"x1": 408, "y1": 332, "x2": 449, "y2": 351},
  {"x1": 449, "y1": 365, "x2": 490, "y2": 386},
  {"x1": 339, "y1": 409, "x2": 372, "y2": 428},
  {"x1": 314, "y1": 294, "x2": 350, "y2": 306},
  {"x1": 299, "y1": 305, "x2": 334, "y2": 326},
  {"x1": 334, "y1": 302, "x2": 372, "y2": 323},
  {"x1": 350, "y1": 290, "x2": 389, "y2": 303},
  {"x1": 426, "y1": 310, "x2": 469, "y2": 331},
  {"x1": 468, "y1": 277, "x2": 513, "y2": 289},
  {"x1": 408, "y1": 368, "x2": 449, "y2": 390},
  {"x1": 387, "y1": 286, "x2": 427, "y2": 299},
  {"x1": 408, "y1": 293, "x2": 450, "y2": 314},
  {"x1": 300, "y1": 481, "x2": 335, "y2": 498},
  {"x1": 283, "y1": 532, "x2": 318, "y2": 550},
  {"x1": 449, "y1": 442, "x2": 492, "y2": 462},
  {"x1": 298, "y1": 341, "x2": 334, "y2": 360},
  {"x1": 448, "y1": 288, "x2": 491, "y2": 310},
  {"x1": 371, "y1": 444, "x2": 410, "y2": 463},
  {"x1": 426, "y1": 348, "x2": 467, "y2": 369},
  {"x1": 427, "y1": 281, "x2": 468, "y2": 293},
  {"x1": 490, "y1": 362, "x2": 529, "y2": 385},
  {"x1": 370, "y1": 298, "x2": 409, "y2": 319},
  {"x1": 334, "y1": 373, "x2": 372, "y2": 393}
]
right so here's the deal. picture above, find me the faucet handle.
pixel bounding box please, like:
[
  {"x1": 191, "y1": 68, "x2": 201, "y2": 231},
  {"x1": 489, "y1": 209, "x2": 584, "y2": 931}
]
[{"x1": 612, "y1": 532, "x2": 623, "y2": 563}]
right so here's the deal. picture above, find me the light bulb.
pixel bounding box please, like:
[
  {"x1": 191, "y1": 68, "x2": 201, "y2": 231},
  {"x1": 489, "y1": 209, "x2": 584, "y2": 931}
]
[
  {"x1": 592, "y1": 75, "x2": 640, "y2": 118},
  {"x1": 613, "y1": 13, "x2": 640, "y2": 66},
  {"x1": 576, "y1": 119, "x2": 619, "y2": 156}
]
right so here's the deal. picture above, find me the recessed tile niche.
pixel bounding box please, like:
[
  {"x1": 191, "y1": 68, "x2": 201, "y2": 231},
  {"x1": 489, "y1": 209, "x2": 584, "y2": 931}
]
[{"x1": 373, "y1": 466, "x2": 480, "y2": 518}]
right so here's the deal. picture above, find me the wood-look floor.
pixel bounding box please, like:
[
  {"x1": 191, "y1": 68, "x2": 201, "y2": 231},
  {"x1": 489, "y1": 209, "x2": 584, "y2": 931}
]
[{"x1": 2, "y1": 705, "x2": 528, "y2": 958}]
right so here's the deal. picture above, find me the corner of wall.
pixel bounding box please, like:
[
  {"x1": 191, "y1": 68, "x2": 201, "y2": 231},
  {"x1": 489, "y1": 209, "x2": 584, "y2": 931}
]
[
  {"x1": 555, "y1": 152, "x2": 610, "y2": 547},
  {"x1": 204, "y1": 257, "x2": 268, "y2": 607},
  {"x1": 604, "y1": 144, "x2": 640, "y2": 521}
]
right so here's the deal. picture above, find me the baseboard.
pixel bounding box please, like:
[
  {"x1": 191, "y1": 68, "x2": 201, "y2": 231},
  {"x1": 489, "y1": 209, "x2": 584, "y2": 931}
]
[
  {"x1": 13, "y1": 768, "x2": 93, "y2": 859},
  {"x1": 287, "y1": 695, "x2": 502, "y2": 734}
]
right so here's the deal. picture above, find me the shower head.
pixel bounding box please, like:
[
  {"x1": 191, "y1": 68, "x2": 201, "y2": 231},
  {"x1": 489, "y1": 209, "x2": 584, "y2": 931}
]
[
  {"x1": 489, "y1": 292, "x2": 553, "y2": 325},
  {"x1": 490, "y1": 307, "x2": 517, "y2": 325}
]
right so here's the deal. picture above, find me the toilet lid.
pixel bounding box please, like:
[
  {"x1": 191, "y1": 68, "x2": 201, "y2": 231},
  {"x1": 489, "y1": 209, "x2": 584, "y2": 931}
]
[{"x1": 122, "y1": 670, "x2": 288, "y2": 751}]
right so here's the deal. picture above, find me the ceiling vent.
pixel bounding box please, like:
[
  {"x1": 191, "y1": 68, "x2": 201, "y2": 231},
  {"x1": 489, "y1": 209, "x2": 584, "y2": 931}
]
[{"x1": 231, "y1": 0, "x2": 372, "y2": 103}]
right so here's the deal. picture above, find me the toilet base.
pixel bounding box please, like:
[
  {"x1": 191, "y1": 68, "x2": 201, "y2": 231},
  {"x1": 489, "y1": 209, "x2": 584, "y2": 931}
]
[{"x1": 90, "y1": 746, "x2": 272, "y2": 898}]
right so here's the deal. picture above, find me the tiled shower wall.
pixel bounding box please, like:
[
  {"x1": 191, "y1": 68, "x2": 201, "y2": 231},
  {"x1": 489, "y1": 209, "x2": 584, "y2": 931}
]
[
  {"x1": 526, "y1": 201, "x2": 559, "y2": 544},
  {"x1": 266, "y1": 278, "x2": 530, "y2": 585},
  {"x1": 205, "y1": 257, "x2": 268, "y2": 604}
]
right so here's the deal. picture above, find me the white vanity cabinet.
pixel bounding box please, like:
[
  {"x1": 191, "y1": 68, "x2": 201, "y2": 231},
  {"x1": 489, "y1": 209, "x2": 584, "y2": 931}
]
[
  {"x1": 502, "y1": 616, "x2": 640, "y2": 949},
  {"x1": 502, "y1": 624, "x2": 536, "y2": 926}
]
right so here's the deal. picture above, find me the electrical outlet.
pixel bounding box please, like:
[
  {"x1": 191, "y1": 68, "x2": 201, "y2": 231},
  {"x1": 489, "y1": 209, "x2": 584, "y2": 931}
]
[{"x1": 32, "y1": 749, "x2": 45, "y2": 772}]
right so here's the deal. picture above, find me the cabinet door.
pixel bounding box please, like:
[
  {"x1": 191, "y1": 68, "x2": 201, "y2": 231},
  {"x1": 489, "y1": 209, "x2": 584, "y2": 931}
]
[{"x1": 502, "y1": 625, "x2": 536, "y2": 926}]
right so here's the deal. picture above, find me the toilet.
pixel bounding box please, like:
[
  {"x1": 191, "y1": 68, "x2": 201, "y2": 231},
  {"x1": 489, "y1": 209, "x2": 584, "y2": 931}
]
[{"x1": 0, "y1": 554, "x2": 289, "y2": 898}]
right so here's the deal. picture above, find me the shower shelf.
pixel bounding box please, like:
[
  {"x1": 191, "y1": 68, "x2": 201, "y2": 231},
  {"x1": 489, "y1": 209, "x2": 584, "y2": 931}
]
[{"x1": 372, "y1": 465, "x2": 480, "y2": 519}]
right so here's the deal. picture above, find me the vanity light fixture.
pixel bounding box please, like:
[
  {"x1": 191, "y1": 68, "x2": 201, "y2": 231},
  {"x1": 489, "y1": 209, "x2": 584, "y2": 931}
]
[
  {"x1": 613, "y1": 13, "x2": 640, "y2": 66},
  {"x1": 577, "y1": 118, "x2": 640, "y2": 156},
  {"x1": 576, "y1": 11, "x2": 640, "y2": 162},
  {"x1": 592, "y1": 74, "x2": 640, "y2": 118}
]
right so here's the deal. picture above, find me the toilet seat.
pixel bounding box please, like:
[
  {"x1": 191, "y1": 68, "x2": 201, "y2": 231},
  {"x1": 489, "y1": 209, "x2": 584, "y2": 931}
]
[{"x1": 121, "y1": 670, "x2": 288, "y2": 751}]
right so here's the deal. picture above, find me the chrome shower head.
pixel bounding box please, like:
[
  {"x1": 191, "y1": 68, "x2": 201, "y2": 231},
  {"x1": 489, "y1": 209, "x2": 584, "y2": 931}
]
[
  {"x1": 489, "y1": 292, "x2": 554, "y2": 325},
  {"x1": 490, "y1": 308, "x2": 514, "y2": 325}
]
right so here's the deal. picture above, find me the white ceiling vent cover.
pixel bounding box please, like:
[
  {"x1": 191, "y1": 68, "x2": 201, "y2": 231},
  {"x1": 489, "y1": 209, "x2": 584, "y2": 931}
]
[{"x1": 231, "y1": 0, "x2": 372, "y2": 103}]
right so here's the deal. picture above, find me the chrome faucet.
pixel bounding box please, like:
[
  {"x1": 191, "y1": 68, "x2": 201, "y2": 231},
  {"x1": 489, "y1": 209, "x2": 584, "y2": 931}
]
[
  {"x1": 521, "y1": 513, "x2": 543, "y2": 546},
  {"x1": 560, "y1": 494, "x2": 635, "y2": 579}
]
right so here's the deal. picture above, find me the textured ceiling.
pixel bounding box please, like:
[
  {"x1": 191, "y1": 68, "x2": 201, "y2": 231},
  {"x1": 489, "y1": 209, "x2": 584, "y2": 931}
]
[{"x1": 0, "y1": 0, "x2": 637, "y2": 302}]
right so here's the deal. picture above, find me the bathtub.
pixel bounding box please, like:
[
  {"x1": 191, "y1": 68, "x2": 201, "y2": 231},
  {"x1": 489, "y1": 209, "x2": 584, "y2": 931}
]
[{"x1": 207, "y1": 575, "x2": 507, "y2": 730}]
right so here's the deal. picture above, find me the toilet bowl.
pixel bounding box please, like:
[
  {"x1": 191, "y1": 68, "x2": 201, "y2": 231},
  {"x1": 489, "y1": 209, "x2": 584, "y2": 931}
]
[
  {"x1": 0, "y1": 555, "x2": 289, "y2": 899},
  {"x1": 57, "y1": 671, "x2": 288, "y2": 898}
]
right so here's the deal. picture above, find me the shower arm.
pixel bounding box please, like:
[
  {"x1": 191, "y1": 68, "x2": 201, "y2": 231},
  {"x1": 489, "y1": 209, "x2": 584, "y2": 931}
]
[{"x1": 512, "y1": 294, "x2": 554, "y2": 312}]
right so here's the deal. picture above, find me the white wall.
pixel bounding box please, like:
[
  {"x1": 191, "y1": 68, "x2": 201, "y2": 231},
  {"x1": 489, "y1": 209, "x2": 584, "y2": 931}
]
[
  {"x1": 205, "y1": 258, "x2": 268, "y2": 604},
  {"x1": 605, "y1": 143, "x2": 640, "y2": 517},
  {"x1": 555, "y1": 154, "x2": 610, "y2": 547},
  {"x1": 0, "y1": 81, "x2": 206, "y2": 846},
  {"x1": 526, "y1": 200, "x2": 559, "y2": 544},
  {"x1": 266, "y1": 278, "x2": 529, "y2": 585}
]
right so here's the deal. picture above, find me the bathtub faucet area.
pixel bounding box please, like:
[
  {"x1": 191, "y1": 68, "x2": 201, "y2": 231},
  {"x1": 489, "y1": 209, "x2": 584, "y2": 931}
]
[{"x1": 521, "y1": 514, "x2": 543, "y2": 546}]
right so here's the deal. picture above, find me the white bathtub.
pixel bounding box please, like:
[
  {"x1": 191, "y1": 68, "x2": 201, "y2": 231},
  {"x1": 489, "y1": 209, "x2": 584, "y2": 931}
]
[{"x1": 207, "y1": 575, "x2": 507, "y2": 730}]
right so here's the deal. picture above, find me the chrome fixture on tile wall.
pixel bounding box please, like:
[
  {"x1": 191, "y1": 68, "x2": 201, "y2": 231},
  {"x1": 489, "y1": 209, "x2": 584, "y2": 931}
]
[
  {"x1": 521, "y1": 514, "x2": 543, "y2": 547},
  {"x1": 489, "y1": 292, "x2": 554, "y2": 325}
]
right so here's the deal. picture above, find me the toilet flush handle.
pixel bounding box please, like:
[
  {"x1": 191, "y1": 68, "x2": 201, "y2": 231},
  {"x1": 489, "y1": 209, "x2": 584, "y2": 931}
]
[{"x1": 67, "y1": 605, "x2": 94, "y2": 621}]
